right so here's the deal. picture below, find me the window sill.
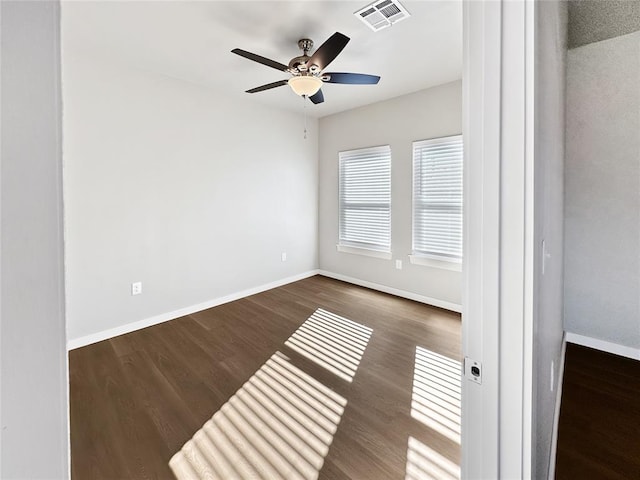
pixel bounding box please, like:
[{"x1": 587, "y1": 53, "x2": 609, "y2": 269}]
[
  {"x1": 409, "y1": 254, "x2": 462, "y2": 272},
  {"x1": 337, "y1": 244, "x2": 392, "y2": 260}
]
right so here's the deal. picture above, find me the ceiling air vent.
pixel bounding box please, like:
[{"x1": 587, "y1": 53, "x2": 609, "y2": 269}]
[{"x1": 355, "y1": 0, "x2": 411, "y2": 32}]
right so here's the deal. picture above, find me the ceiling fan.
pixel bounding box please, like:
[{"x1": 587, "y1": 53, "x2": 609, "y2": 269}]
[{"x1": 231, "y1": 32, "x2": 380, "y2": 105}]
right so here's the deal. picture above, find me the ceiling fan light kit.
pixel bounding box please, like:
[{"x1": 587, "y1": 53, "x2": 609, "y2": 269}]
[
  {"x1": 288, "y1": 76, "x2": 323, "y2": 97},
  {"x1": 231, "y1": 32, "x2": 380, "y2": 105}
]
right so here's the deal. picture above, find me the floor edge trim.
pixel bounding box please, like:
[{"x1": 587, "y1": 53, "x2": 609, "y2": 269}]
[
  {"x1": 548, "y1": 332, "x2": 567, "y2": 480},
  {"x1": 317, "y1": 270, "x2": 462, "y2": 313},
  {"x1": 67, "y1": 269, "x2": 320, "y2": 350},
  {"x1": 565, "y1": 332, "x2": 640, "y2": 361}
]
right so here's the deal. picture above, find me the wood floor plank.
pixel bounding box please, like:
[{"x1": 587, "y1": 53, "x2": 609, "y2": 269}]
[
  {"x1": 70, "y1": 275, "x2": 462, "y2": 479},
  {"x1": 70, "y1": 344, "x2": 123, "y2": 479},
  {"x1": 555, "y1": 343, "x2": 640, "y2": 480}
]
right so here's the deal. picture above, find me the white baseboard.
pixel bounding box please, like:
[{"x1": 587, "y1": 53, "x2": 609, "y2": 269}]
[
  {"x1": 548, "y1": 333, "x2": 567, "y2": 480},
  {"x1": 565, "y1": 332, "x2": 640, "y2": 361},
  {"x1": 67, "y1": 270, "x2": 320, "y2": 350},
  {"x1": 318, "y1": 270, "x2": 462, "y2": 313}
]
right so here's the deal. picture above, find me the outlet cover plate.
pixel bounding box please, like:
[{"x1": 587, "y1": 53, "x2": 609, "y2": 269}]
[{"x1": 131, "y1": 282, "x2": 142, "y2": 296}]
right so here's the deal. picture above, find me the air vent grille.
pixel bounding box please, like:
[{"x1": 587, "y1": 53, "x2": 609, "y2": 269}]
[{"x1": 354, "y1": 0, "x2": 410, "y2": 32}]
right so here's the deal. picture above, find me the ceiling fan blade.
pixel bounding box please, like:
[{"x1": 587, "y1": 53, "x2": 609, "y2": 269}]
[
  {"x1": 307, "y1": 32, "x2": 350, "y2": 71},
  {"x1": 245, "y1": 80, "x2": 288, "y2": 94},
  {"x1": 323, "y1": 72, "x2": 381, "y2": 85},
  {"x1": 309, "y1": 89, "x2": 324, "y2": 104},
  {"x1": 231, "y1": 48, "x2": 289, "y2": 72}
]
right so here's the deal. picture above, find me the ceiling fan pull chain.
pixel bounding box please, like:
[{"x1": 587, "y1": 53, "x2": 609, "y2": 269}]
[{"x1": 303, "y1": 95, "x2": 308, "y2": 140}]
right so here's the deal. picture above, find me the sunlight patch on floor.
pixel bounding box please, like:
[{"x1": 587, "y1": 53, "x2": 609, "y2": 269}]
[
  {"x1": 284, "y1": 308, "x2": 373, "y2": 382},
  {"x1": 170, "y1": 308, "x2": 372, "y2": 480},
  {"x1": 170, "y1": 351, "x2": 348, "y2": 480},
  {"x1": 410, "y1": 346, "x2": 461, "y2": 444},
  {"x1": 405, "y1": 436, "x2": 460, "y2": 480}
]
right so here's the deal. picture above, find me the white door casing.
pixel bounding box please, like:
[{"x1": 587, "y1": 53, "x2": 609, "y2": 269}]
[{"x1": 462, "y1": 0, "x2": 535, "y2": 477}]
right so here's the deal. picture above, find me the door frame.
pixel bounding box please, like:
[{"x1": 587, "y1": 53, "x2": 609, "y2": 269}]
[{"x1": 461, "y1": 1, "x2": 535, "y2": 477}]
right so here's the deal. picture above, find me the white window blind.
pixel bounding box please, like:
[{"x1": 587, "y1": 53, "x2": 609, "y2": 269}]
[
  {"x1": 412, "y1": 135, "x2": 463, "y2": 261},
  {"x1": 339, "y1": 145, "x2": 391, "y2": 252}
]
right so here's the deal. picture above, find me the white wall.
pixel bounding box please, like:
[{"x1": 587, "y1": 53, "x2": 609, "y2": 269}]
[
  {"x1": 533, "y1": 1, "x2": 567, "y2": 478},
  {"x1": 318, "y1": 82, "x2": 462, "y2": 308},
  {"x1": 565, "y1": 30, "x2": 640, "y2": 351},
  {"x1": 62, "y1": 53, "x2": 319, "y2": 344},
  {"x1": 1, "y1": 1, "x2": 69, "y2": 477}
]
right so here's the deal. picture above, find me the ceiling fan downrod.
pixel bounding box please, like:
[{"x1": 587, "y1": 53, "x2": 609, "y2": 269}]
[{"x1": 298, "y1": 38, "x2": 313, "y2": 55}]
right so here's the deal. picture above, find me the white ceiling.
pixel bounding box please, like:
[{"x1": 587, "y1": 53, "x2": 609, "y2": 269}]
[{"x1": 62, "y1": 0, "x2": 462, "y2": 118}]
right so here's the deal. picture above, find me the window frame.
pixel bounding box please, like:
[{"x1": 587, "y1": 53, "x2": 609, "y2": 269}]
[
  {"x1": 411, "y1": 134, "x2": 463, "y2": 269},
  {"x1": 337, "y1": 145, "x2": 392, "y2": 258}
]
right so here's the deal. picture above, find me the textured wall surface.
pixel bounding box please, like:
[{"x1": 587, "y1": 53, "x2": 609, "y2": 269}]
[
  {"x1": 565, "y1": 31, "x2": 640, "y2": 350},
  {"x1": 568, "y1": 0, "x2": 640, "y2": 48}
]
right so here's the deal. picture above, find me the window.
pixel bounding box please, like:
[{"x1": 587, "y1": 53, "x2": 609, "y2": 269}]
[
  {"x1": 338, "y1": 145, "x2": 391, "y2": 257},
  {"x1": 412, "y1": 135, "x2": 463, "y2": 267}
]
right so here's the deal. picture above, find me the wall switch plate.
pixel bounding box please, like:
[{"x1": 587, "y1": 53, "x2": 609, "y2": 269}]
[
  {"x1": 542, "y1": 239, "x2": 551, "y2": 275},
  {"x1": 131, "y1": 282, "x2": 142, "y2": 296},
  {"x1": 464, "y1": 357, "x2": 482, "y2": 384},
  {"x1": 395, "y1": 259, "x2": 402, "y2": 270},
  {"x1": 281, "y1": 252, "x2": 287, "y2": 262}
]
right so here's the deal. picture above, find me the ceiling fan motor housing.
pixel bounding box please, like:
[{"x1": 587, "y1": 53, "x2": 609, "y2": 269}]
[
  {"x1": 289, "y1": 55, "x2": 310, "y2": 72},
  {"x1": 290, "y1": 39, "x2": 320, "y2": 74}
]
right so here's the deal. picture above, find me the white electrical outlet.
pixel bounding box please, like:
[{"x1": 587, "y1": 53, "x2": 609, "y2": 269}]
[
  {"x1": 395, "y1": 259, "x2": 402, "y2": 270},
  {"x1": 131, "y1": 281, "x2": 142, "y2": 296},
  {"x1": 281, "y1": 252, "x2": 287, "y2": 262}
]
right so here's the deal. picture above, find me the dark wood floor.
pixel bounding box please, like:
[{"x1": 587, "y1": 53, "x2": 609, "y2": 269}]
[
  {"x1": 70, "y1": 275, "x2": 462, "y2": 479},
  {"x1": 555, "y1": 343, "x2": 640, "y2": 480}
]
